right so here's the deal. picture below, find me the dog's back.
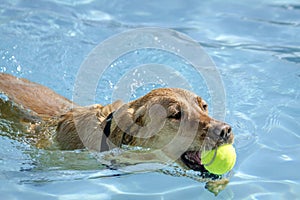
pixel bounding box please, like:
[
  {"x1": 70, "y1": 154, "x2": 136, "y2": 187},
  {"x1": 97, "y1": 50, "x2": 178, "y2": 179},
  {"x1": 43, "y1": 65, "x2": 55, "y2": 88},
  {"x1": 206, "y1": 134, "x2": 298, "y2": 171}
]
[
  {"x1": 0, "y1": 73, "x2": 123, "y2": 150},
  {"x1": 0, "y1": 73, "x2": 75, "y2": 118}
]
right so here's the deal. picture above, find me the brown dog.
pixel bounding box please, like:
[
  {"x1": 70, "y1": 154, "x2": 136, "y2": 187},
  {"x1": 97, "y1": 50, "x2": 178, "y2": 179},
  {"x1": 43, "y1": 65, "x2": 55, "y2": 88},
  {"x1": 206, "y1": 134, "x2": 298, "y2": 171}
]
[{"x1": 0, "y1": 73, "x2": 234, "y2": 183}]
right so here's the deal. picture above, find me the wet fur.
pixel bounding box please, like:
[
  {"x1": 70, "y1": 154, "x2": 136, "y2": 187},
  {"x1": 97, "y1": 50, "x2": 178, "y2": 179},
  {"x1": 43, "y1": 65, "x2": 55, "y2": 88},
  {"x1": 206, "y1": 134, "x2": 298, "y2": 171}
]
[
  {"x1": 0, "y1": 73, "x2": 234, "y2": 195},
  {"x1": 0, "y1": 73, "x2": 234, "y2": 164}
]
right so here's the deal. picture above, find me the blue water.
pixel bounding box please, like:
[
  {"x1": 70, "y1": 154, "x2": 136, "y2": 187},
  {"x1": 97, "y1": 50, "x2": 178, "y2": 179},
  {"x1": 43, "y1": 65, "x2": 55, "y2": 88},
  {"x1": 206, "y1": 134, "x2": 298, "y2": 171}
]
[{"x1": 1, "y1": 0, "x2": 300, "y2": 199}]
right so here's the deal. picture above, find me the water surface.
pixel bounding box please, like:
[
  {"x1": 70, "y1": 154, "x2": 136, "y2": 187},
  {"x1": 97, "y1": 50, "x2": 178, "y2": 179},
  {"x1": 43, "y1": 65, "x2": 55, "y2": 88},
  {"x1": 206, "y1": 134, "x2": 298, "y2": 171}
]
[{"x1": 0, "y1": 0, "x2": 300, "y2": 199}]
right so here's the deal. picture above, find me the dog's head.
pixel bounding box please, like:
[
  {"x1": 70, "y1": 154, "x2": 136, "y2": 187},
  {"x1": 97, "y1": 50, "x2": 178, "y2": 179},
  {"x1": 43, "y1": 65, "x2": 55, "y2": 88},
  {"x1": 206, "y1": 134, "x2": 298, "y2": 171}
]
[{"x1": 109, "y1": 88, "x2": 234, "y2": 171}]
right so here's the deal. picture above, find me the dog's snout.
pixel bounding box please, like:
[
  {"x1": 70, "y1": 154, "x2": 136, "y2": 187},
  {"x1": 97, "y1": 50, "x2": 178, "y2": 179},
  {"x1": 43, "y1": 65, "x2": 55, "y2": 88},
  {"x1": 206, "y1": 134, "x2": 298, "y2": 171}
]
[{"x1": 212, "y1": 123, "x2": 232, "y2": 140}]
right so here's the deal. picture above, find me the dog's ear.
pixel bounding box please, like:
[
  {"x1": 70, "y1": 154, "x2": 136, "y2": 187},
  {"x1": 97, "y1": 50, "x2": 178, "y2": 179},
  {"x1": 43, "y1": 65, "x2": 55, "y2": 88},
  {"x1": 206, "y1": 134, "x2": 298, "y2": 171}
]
[
  {"x1": 108, "y1": 102, "x2": 150, "y2": 147},
  {"x1": 107, "y1": 104, "x2": 135, "y2": 147},
  {"x1": 132, "y1": 105, "x2": 147, "y2": 126},
  {"x1": 112, "y1": 104, "x2": 146, "y2": 134},
  {"x1": 112, "y1": 102, "x2": 169, "y2": 142}
]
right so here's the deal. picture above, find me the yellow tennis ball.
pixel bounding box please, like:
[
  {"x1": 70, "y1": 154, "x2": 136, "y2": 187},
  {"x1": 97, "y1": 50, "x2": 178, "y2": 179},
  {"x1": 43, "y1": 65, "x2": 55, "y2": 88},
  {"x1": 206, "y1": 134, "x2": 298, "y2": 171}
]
[{"x1": 201, "y1": 144, "x2": 236, "y2": 175}]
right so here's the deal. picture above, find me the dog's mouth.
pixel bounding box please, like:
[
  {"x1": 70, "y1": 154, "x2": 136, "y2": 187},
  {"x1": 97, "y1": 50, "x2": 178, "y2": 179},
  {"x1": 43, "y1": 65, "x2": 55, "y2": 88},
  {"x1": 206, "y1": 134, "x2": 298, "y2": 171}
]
[{"x1": 181, "y1": 151, "x2": 207, "y2": 172}]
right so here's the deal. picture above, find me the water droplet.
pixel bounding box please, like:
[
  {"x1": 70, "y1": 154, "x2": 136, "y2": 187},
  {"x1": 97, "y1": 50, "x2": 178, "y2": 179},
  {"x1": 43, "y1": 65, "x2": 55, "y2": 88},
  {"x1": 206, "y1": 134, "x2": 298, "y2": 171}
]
[
  {"x1": 0, "y1": 66, "x2": 6, "y2": 72},
  {"x1": 67, "y1": 30, "x2": 76, "y2": 37},
  {"x1": 17, "y1": 65, "x2": 22, "y2": 72}
]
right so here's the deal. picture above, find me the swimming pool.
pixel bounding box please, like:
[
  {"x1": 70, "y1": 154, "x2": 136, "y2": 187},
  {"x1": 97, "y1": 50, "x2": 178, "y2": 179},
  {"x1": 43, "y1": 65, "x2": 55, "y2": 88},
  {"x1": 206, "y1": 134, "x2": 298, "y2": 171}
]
[{"x1": 1, "y1": 0, "x2": 300, "y2": 199}]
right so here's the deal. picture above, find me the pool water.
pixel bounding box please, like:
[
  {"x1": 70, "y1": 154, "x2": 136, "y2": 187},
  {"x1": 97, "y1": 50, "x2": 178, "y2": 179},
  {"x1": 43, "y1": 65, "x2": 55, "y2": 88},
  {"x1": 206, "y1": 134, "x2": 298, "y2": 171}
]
[{"x1": 1, "y1": 0, "x2": 300, "y2": 199}]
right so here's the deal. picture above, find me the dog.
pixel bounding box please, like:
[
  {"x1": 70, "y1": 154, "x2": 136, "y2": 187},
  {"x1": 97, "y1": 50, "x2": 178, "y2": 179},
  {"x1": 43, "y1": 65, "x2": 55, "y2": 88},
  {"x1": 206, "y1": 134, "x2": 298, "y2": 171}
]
[{"x1": 0, "y1": 73, "x2": 234, "y2": 195}]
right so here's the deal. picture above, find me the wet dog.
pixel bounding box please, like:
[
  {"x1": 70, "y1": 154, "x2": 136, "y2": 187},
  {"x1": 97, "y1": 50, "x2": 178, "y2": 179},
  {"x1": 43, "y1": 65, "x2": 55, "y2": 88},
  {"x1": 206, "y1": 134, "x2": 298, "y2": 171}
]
[{"x1": 0, "y1": 73, "x2": 234, "y2": 195}]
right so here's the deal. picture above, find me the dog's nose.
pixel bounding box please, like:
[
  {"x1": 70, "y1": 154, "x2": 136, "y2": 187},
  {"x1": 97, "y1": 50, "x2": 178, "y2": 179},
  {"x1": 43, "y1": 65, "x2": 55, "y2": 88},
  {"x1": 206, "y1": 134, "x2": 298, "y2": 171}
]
[
  {"x1": 220, "y1": 124, "x2": 232, "y2": 139},
  {"x1": 213, "y1": 123, "x2": 232, "y2": 140}
]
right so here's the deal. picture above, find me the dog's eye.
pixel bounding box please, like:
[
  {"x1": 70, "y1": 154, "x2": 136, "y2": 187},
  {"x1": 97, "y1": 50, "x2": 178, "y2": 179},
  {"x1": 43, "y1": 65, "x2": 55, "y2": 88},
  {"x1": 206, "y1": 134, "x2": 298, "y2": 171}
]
[
  {"x1": 168, "y1": 111, "x2": 182, "y2": 120},
  {"x1": 203, "y1": 104, "x2": 208, "y2": 111}
]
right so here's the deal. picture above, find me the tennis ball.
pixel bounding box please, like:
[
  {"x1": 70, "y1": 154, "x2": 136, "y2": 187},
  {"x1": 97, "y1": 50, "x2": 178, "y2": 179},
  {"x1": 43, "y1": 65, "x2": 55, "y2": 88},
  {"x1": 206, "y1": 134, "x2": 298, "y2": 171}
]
[{"x1": 201, "y1": 144, "x2": 236, "y2": 175}]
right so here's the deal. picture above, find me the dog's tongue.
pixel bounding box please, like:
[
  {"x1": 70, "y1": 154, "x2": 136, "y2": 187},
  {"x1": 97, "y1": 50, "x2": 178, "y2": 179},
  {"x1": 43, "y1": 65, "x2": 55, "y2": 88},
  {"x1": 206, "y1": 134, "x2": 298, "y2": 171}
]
[
  {"x1": 187, "y1": 151, "x2": 202, "y2": 165},
  {"x1": 181, "y1": 151, "x2": 209, "y2": 172}
]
